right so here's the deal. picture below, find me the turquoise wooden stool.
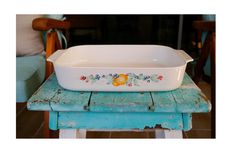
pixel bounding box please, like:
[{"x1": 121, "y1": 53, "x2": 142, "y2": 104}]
[{"x1": 27, "y1": 73, "x2": 211, "y2": 138}]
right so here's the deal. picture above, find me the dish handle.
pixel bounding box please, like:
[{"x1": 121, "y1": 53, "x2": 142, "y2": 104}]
[
  {"x1": 47, "y1": 49, "x2": 67, "y2": 63},
  {"x1": 176, "y1": 50, "x2": 193, "y2": 63}
]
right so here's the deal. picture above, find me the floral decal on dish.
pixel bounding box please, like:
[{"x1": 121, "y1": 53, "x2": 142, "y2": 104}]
[{"x1": 80, "y1": 73, "x2": 164, "y2": 87}]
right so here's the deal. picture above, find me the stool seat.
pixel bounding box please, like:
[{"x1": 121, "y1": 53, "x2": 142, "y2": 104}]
[{"x1": 27, "y1": 72, "x2": 211, "y2": 134}]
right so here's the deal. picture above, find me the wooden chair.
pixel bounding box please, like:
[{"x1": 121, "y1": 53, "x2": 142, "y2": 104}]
[
  {"x1": 192, "y1": 21, "x2": 215, "y2": 138},
  {"x1": 32, "y1": 17, "x2": 70, "y2": 137}
]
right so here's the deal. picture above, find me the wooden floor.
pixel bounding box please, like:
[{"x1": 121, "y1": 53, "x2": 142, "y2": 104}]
[{"x1": 16, "y1": 81, "x2": 212, "y2": 138}]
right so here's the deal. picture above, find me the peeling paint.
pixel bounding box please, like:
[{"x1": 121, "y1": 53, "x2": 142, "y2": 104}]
[
  {"x1": 67, "y1": 121, "x2": 76, "y2": 128},
  {"x1": 180, "y1": 84, "x2": 199, "y2": 90},
  {"x1": 200, "y1": 93, "x2": 212, "y2": 111},
  {"x1": 58, "y1": 112, "x2": 187, "y2": 130}
]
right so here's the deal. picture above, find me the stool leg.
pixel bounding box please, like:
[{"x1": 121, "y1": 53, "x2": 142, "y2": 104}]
[
  {"x1": 163, "y1": 130, "x2": 183, "y2": 138},
  {"x1": 59, "y1": 129, "x2": 87, "y2": 138},
  {"x1": 155, "y1": 129, "x2": 165, "y2": 138},
  {"x1": 59, "y1": 129, "x2": 77, "y2": 138},
  {"x1": 76, "y1": 129, "x2": 87, "y2": 138},
  {"x1": 155, "y1": 129, "x2": 183, "y2": 138}
]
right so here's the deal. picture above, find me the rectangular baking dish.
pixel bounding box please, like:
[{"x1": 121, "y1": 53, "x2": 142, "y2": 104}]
[{"x1": 47, "y1": 45, "x2": 193, "y2": 91}]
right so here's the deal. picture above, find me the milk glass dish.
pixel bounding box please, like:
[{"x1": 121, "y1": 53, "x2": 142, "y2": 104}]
[{"x1": 48, "y1": 45, "x2": 193, "y2": 91}]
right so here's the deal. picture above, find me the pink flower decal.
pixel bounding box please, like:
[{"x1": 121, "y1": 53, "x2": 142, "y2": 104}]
[
  {"x1": 80, "y1": 76, "x2": 86, "y2": 80},
  {"x1": 157, "y1": 75, "x2": 163, "y2": 80},
  {"x1": 127, "y1": 83, "x2": 132, "y2": 87}
]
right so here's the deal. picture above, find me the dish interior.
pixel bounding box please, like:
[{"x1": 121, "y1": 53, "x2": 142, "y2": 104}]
[{"x1": 56, "y1": 45, "x2": 186, "y2": 68}]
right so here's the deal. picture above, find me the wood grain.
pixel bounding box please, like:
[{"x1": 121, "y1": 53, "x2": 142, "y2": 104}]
[
  {"x1": 152, "y1": 73, "x2": 211, "y2": 113},
  {"x1": 32, "y1": 18, "x2": 70, "y2": 31},
  {"x1": 90, "y1": 92, "x2": 152, "y2": 112}
]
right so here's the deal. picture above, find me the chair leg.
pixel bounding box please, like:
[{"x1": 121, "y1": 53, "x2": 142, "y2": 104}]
[
  {"x1": 44, "y1": 111, "x2": 50, "y2": 138},
  {"x1": 193, "y1": 33, "x2": 212, "y2": 84},
  {"x1": 210, "y1": 32, "x2": 216, "y2": 138}
]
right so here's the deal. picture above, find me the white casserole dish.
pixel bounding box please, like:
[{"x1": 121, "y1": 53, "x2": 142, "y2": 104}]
[{"x1": 47, "y1": 45, "x2": 193, "y2": 91}]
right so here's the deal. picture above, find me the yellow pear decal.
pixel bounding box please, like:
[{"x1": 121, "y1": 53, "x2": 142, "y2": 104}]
[{"x1": 112, "y1": 74, "x2": 128, "y2": 86}]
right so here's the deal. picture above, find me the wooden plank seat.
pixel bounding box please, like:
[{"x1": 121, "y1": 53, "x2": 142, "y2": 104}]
[{"x1": 27, "y1": 72, "x2": 211, "y2": 138}]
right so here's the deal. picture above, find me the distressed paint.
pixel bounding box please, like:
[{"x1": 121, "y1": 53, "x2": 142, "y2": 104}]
[
  {"x1": 27, "y1": 73, "x2": 91, "y2": 111},
  {"x1": 89, "y1": 92, "x2": 153, "y2": 112},
  {"x1": 27, "y1": 74, "x2": 61, "y2": 111},
  {"x1": 57, "y1": 112, "x2": 186, "y2": 130},
  {"x1": 49, "y1": 111, "x2": 58, "y2": 130},
  {"x1": 28, "y1": 73, "x2": 210, "y2": 113},
  {"x1": 182, "y1": 113, "x2": 192, "y2": 131},
  {"x1": 172, "y1": 88, "x2": 210, "y2": 112},
  {"x1": 27, "y1": 73, "x2": 211, "y2": 132},
  {"x1": 151, "y1": 91, "x2": 177, "y2": 112},
  {"x1": 152, "y1": 73, "x2": 211, "y2": 113},
  {"x1": 50, "y1": 89, "x2": 91, "y2": 111}
]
